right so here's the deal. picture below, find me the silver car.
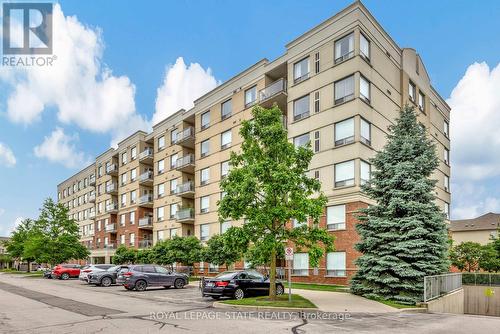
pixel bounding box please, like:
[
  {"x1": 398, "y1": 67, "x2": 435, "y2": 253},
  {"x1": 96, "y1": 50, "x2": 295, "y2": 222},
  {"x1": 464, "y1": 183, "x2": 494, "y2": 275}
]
[{"x1": 79, "y1": 264, "x2": 114, "y2": 282}]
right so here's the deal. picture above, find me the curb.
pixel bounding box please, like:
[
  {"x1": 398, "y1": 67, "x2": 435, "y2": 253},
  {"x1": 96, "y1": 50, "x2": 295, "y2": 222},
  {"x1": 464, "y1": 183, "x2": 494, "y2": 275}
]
[
  {"x1": 213, "y1": 301, "x2": 318, "y2": 312},
  {"x1": 396, "y1": 308, "x2": 428, "y2": 313}
]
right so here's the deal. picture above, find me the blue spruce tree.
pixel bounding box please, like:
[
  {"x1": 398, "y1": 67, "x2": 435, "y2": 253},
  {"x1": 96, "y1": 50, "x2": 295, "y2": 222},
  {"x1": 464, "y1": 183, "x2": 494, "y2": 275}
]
[{"x1": 350, "y1": 105, "x2": 449, "y2": 304}]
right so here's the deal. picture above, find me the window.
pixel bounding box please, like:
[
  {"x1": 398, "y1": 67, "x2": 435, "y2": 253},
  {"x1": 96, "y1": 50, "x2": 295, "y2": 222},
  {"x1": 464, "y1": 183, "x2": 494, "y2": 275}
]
[
  {"x1": 201, "y1": 111, "x2": 210, "y2": 130},
  {"x1": 245, "y1": 85, "x2": 257, "y2": 107},
  {"x1": 170, "y1": 153, "x2": 178, "y2": 169},
  {"x1": 444, "y1": 148, "x2": 450, "y2": 165},
  {"x1": 131, "y1": 146, "x2": 137, "y2": 160},
  {"x1": 158, "y1": 136, "x2": 165, "y2": 150},
  {"x1": 220, "y1": 191, "x2": 226, "y2": 200},
  {"x1": 131, "y1": 168, "x2": 137, "y2": 181},
  {"x1": 314, "y1": 170, "x2": 320, "y2": 180},
  {"x1": 335, "y1": 118, "x2": 354, "y2": 146},
  {"x1": 335, "y1": 160, "x2": 355, "y2": 187},
  {"x1": 129, "y1": 233, "x2": 135, "y2": 246},
  {"x1": 98, "y1": 166, "x2": 103, "y2": 177},
  {"x1": 158, "y1": 159, "x2": 165, "y2": 174},
  {"x1": 201, "y1": 167, "x2": 209, "y2": 185},
  {"x1": 157, "y1": 230, "x2": 164, "y2": 241},
  {"x1": 221, "y1": 99, "x2": 232, "y2": 120},
  {"x1": 130, "y1": 190, "x2": 136, "y2": 204},
  {"x1": 130, "y1": 211, "x2": 135, "y2": 224},
  {"x1": 294, "y1": 133, "x2": 310, "y2": 148},
  {"x1": 199, "y1": 261, "x2": 204, "y2": 273},
  {"x1": 221, "y1": 130, "x2": 232, "y2": 149},
  {"x1": 444, "y1": 203, "x2": 450, "y2": 219},
  {"x1": 418, "y1": 91, "x2": 425, "y2": 111},
  {"x1": 409, "y1": 81, "x2": 416, "y2": 102},
  {"x1": 171, "y1": 128, "x2": 178, "y2": 144},
  {"x1": 293, "y1": 95, "x2": 309, "y2": 121},
  {"x1": 360, "y1": 118, "x2": 371, "y2": 145},
  {"x1": 360, "y1": 160, "x2": 371, "y2": 185},
  {"x1": 220, "y1": 221, "x2": 231, "y2": 234},
  {"x1": 157, "y1": 207, "x2": 164, "y2": 221},
  {"x1": 327, "y1": 205, "x2": 346, "y2": 230},
  {"x1": 444, "y1": 120, "x2": 449, "y2": 137},
  {"x1": 314, "y1": 52, "x2": 320, "y2": 73},
  {"x1": 326, "y1": 252, "x2": 346, "y2": 277},
  {"x1": 360, "y1": 76, "x2": 370, "y2": 102},
  {"x1": 200, "y1": 196, "x2": 210, "y2": 213},
  {"x1": 120, "y1": 214, "x2": 125, "y2": 226},
  {"x1": 170, "y1": 204, "x2": 178, "y2": 219},
  {"x1": 209, "y1": 263, "x2": 219, "y2": 273},
  {"x1": 334, "y1": 33, "x2": 354, "y2": 63},
  {"x1": 122, "y1": 152, "x2": 127, "y2": 165},
  {"x1": 170, "y1": 228, "x2": 177, "y2": 238},
  {"x1": 314, "y1": 91, "x2": 320, "y2": 113},
  {"x1": 169, "y1": 179, "x2": 177, "y2": 194},
  {"x1": 221, "y1": 161, "x2": 230, "y2": 178},
  {"x1": 201, "y1": 139, "x2": 210, "y2": 157},
  {"x1": 200, "y1": 224, "x2": 209, "y2": 241},
  {"x1": 292, "y1": 219, "x2": 307, "y2": 228},
  {"x1": 121, "y1": 194, "x2": 127, "y2": 207},
  {"x1": 444, "y1": 175, "x2": 450, "y2": 192},
  {"x1": 157, "y1": 183, "x2": 165, "y2": 198},
  {"x1": 293, "y1": 57, "x2": 309, "y2": 83},
  {"x1": 334, "y1": 75, "x2": 354, "y2": 104},
  {"x1": 292, "y1": 253, "x2": 309, "y2": 276},
  {"x1": 121, "y1": 173, "x2": 127, "y2": 186},
  {"x1": 360, "y1": 33, "x2": 370, "y2": 60},
  {"x1": 314, "y1": 131, "x2": 320, "y2": 153}
]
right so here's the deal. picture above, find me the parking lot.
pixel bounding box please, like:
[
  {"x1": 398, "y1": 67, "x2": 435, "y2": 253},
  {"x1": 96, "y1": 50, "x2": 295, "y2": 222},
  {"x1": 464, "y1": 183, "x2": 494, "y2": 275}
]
[{"x1": 1, "y1": 272, "x2": 500, "y2": 334}]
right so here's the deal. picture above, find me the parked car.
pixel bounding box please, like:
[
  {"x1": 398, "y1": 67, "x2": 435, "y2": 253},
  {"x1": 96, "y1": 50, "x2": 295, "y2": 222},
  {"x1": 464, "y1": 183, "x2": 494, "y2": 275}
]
[
  {"x1": 116, "y1": 264, "x2": 189, "y2": 291},
  {"x1": 52, "y1": 264, "x2": 82, "y2": 280},
  {"x1": 79, "y1": 264, "x2": 114, "y2": 282},
  {"x1": 202, "y1": 270, "x2": 285, "y2": 300},
  {"x1": 43, "y1": 267, "x2": 54, "y2": 279},
  {"x1": 88, "y1": 265, "x2": 129, "y2": 287}
]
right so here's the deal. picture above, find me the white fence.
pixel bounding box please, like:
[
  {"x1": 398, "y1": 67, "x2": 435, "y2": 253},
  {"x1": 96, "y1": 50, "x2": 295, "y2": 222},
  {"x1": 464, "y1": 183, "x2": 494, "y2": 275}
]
[{"x1": 424, "y1": 273, "x2": 462, "y2": 302}]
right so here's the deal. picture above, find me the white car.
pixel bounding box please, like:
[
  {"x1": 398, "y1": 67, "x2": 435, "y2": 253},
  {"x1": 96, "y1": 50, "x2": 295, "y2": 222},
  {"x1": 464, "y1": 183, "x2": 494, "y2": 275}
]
[{"x1": 79, "y1": 264, "x2": 114, "y2": 282}]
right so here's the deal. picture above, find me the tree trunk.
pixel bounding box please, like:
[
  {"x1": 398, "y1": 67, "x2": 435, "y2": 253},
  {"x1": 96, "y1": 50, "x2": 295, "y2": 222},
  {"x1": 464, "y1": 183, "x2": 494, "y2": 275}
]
[
  {"x1": 27, "y1": 261, "x2": 31, "y2": 273},
  {"x1": 269, "y1": 247, "x2": 277, "y2": 300}
]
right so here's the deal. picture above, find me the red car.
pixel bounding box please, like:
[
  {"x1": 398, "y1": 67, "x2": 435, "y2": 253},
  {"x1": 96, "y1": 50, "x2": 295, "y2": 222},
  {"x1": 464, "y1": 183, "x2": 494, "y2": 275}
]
[{"x1": 52, "y1": 264, "x2": 82, "y2": 280}]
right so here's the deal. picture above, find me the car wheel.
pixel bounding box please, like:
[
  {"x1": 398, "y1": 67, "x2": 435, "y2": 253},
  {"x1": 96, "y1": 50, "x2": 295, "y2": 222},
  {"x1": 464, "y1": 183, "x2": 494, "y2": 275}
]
[
  {"x1": 163, "y1": 286, "x2": 171, "y2": 289},
  {"x1": 61, "y1": 273, "x2": 70, "y2": 280},
  {"x1": 135, "y1": 280, "x2": 147, "y2": 291},
  {"x1": 276, "y1": 284, "x2": 284, "y2": 295},
  {"x1": 234, "y1": 288, "x2": 245, "y2": 300},
  {"x1": 174, "y1": 278, "x2": 185, "y2": 289},
  {"x1": 101, "y1": 277, "x2": 112, "y2": 287},
  {"x1": 211, "y1": 296, "x2": 220, "y2": 300}
]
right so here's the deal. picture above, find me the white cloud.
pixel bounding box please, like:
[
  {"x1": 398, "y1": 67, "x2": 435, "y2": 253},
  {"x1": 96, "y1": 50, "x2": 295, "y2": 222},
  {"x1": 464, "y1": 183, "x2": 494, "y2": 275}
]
[
  {"x1": 0, "y1": 216, "x2": 23, "y2": 237},
  {"x1": 0, "y1": 4, "x2": 149, "y2": 146},
  {"x1": 451, "y1": 182, "x2": 500, "y2": 219},
  {"x1": 0, "y1": 143, "x2": 16, "y2": 167},
  {"x1": 34, "y1": 127, "x2": 91, "y2": 168},
  {"x1": 153, "y1": 57, "x2": 219, "y2": 125}
]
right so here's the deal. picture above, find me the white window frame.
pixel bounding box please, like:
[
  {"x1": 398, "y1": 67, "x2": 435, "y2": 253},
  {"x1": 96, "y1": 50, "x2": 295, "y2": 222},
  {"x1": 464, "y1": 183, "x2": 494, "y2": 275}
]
[
  {"x1": 326, "y1": 252, "x2": 346, "y2": 277},
  {"x1": 334, "y1": 75, "x2": 355, "y2": 104},
  {"x1": 334, "y1": 160, "x2": 355, "y2": 187},
  {"x1": 327, "y1": 205, "x2": 346, "y2": 231},
  {"x1": 293, "y1": 57, "x2": 309, "y2": 83},
  {"x1": 334, "y1": 118, "x2": 355, "y2": 146},
  {"x1": 334, "y1": 33, "x2": 354, "y2": 63},
  {"x1": 292, "y1": 253, "x2": 309, "y2": 276}
]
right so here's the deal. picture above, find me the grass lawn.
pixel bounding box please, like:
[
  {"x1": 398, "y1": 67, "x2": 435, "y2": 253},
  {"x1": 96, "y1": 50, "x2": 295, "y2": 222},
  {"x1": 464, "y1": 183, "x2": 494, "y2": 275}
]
[
  {"x1": 189, "y1": 276, "x2": 200, "y2": 282},
  {"x1": 370, "y1": 298, "x2": 418, "y2": 309},
  {"x1": 221, "y1": 294, "x2": 317, "y2": 309},
  {"x1": 0, "y1": 269, "x2": 43, "y2": 276},
  {"x1": 291, "y1": 282, "x2": 349, "y2": 293}
]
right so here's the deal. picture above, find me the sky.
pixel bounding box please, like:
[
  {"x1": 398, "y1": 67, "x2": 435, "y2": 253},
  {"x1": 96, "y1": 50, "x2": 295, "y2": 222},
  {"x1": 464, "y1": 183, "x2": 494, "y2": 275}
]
[{"x1": 0, "y1": 0, "x2": 500, "y2": 235}]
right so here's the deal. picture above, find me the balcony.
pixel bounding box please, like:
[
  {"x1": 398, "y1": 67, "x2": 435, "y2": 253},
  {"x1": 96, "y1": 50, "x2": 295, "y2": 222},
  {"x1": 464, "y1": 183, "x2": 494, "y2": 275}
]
[
  {"x1": 106, "y1": 164, "x2": 118, "y2": 176},
  {"x1": 104, "y1": 242, "x2": 116, "y2": 249},
  {"x1": 139, "y1": 148, "x2": 154, "y2": 165},
  {"x1": 139, "y1": 170, "x2": 153, "y2": 186},
  {"x1": 173, "y1": 181, "x2": 194, "y2": 198},
  {"x1": 106, "y1": 203, "x2": 118, "y2": 213},
  {"x1": 138, "y1": 216, "x2": 153, "y2": 229},
  {"x1": 173, "y1": 126, "x2": 195, "y2": 148},
  {"x1": 106, "y1": 183, "x2": 118, "y2": 195},
  {"x1": 105, "y1": 223, "x2": 116, "y2": 233},
  {"x1": 89, "y1": 194, "x2": 96, "y2": 202},
  {"x1": 89, "y1": 176, "x2": 96, "y2": 186},
  {"x1": 138, "y1": 194, "x2": 153, "y2": 207},
  {"x1": 138, "y1": 240, "x2": 153, "y2": 249},
  {"x1": 175, "y1": 154, "x2": 195, "y2": 173},
  {"x1": 89, "y1": 211, "x2": 96, "y2": 219},
  {"x1": 175, "y1": 207, "x2": 194, "y2": 223},
  {"x1": 259, "y1": 78, "x2": 287, "y2": 108}
]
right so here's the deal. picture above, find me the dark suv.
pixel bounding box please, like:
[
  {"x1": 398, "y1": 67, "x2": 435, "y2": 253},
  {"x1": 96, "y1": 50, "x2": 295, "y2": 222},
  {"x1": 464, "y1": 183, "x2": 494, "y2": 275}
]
[
  {"x1": 116, "y1": 264, "x2": 189, "y2": 291},
  {"x1": 88, "y1": 265, "x2": 129, "y2": 287}
]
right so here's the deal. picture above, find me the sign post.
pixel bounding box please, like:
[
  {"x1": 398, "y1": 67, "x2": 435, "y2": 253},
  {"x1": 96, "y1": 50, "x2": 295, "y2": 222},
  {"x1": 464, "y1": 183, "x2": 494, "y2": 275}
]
[{"x1": 285, "y1": 247, "x2": 294, "y2": 303}]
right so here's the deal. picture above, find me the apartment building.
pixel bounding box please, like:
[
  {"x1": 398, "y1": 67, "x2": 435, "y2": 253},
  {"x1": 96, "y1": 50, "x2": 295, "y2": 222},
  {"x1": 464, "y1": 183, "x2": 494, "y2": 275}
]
[{"x1": 57, "y1": 1, "x2": 451, "y2": 283}]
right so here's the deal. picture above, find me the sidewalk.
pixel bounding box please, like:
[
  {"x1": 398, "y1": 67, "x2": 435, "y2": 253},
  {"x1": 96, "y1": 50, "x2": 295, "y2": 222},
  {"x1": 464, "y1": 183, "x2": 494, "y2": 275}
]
[{"x1": 292, "y1": 288, "x2": 399, "y2": 313}]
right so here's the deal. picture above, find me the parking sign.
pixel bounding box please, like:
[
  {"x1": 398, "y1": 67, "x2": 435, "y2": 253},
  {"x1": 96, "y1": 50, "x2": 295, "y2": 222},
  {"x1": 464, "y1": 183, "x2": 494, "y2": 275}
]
[{"x1": 285, "y1": 247, "x2": 294, "y2": 260}]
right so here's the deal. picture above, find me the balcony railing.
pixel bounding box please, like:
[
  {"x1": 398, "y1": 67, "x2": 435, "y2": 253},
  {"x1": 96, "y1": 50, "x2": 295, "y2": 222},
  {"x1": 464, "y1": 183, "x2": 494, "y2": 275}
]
[
  {"x1": 106, "y1": 164, "x2": 117, "y2": 174},
  {"x1": 138, "y1": 216, "x2": 153, "y2": 227},
  {"x1": 173, "y1": 127, "x2": 194, "y2": 145},
  {"x1": 104, "y1": 243, "x2": 116, "y2": 249},
  {"x1": 89, "y1": 176, "x2": 96, "y2": 186},
  {"x1": 259, "y1": 78, "x2": 287, "y2": 102},
  {"x1": 139, "y1": 170, "x2": 153, "y2": 183},
  {"x1": 106, "y1": 183, "x2": 117, "y2": 194},
  {"x1": 89, "y1": 194, "x2": 96, "y2": 202},
  {"x1": 174, "y1": 181, "x2": 194, "y2": 195},
  {"x1": 175, "y1": 154, "x2": 195, "y2": 170},
  {"x1": 139, "y1": 194, "x2": 153, "y2": 205},
  {"x1": 89, "y1": 211, "x2": 96, "y2": 219},
  {"x1": 175, "y1": 207, "x2": 194, "y2": 221},
  {"x1": 138, "y1": 240, "x2": 153, "y2": 249},
  {"x1": 105, "y1": 223, "x2": 116, "y2": 232},
  {"x1": 139, "y1": 148, "x2": 153, "y2": 161},
  {"x1": 106, "y1": 203, "x2": 118, "y2": 212}
]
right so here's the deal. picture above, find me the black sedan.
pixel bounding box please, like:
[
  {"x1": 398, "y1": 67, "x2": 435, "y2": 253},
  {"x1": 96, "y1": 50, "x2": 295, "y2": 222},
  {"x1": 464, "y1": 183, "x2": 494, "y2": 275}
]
[
  {"x1": 202, "y1": 270, "x2": 284, "y2": 300},
  {"x1": 88, "y1": 265, "x2": 129, "y2": 287}
]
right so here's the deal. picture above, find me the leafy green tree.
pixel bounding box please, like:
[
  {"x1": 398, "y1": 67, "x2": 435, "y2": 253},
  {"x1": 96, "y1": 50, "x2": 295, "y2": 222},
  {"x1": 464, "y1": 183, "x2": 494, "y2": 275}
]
[
  {"x1": 112, "y1": 246, "x2": 137, "y2": 264},
  {"x1": 244, "y1": 243, "x2": 285, "y2": 269},
  {"x1": 5, "y1": 219, "x2": 37, "y2": 271},
  {"x1": 24, "y1": 198, "x2": 89, "y2": 266},
  {"x1": 450, "y1": 241, "x2": 482, "y2": 272},
  {"x1": 202, "y1": 228, "x2": 249, "y2": 269},
  {"x1": 136, "y1": 249, "x2": 154, "y2": 264},
  {"x1": 479, "y1": 243, "x2": 500, "y2": 272},
  {"x1": 218, "y1": 105, "x2": 334, "y2": 299},
  {"x1": 351, "y1": 105, "x2": 449, "y2": 304},
  {"x1": 151, "y1": 237, "x2": 203, "y2": 269}
]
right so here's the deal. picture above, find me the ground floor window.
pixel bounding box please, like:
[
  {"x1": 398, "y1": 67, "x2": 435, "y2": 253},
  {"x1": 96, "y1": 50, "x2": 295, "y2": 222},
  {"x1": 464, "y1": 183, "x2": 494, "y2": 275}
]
[
  {"x1": 326, "y1": 251, "x2": 346, "y2": 277},
  {"x1": 292, "y1": 253, "x2": 309, "y2": 276},
  {"x1": 208, "y1": 263, "x2": 219, "y2": 273}
]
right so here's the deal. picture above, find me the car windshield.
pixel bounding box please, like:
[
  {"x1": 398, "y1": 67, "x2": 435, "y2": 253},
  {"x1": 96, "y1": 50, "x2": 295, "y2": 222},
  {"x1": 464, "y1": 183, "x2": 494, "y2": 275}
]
[
  {"x1": 214, "y1": 271, "x2": 237, "y2": 280},
  {"x1": 107, "y1": 265, "x2": 120, "y2": 272}
]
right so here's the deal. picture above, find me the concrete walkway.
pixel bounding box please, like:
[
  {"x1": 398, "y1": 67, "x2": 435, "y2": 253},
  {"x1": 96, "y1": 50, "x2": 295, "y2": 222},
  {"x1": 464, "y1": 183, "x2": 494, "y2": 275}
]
[{"x1": 292, "y1": 288, "x2": 399, "y2": 313}]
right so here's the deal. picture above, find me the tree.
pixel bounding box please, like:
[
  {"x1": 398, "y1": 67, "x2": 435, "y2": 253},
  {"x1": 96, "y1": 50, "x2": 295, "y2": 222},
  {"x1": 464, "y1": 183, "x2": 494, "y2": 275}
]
[
  {"x1": 112, "y1": 246, "x2": 137, "y2": 264},
  {"x1": 202, "y1": 227, "x2": 249, "y2": 269},
  {"x1": 478, "y1": 244, "x2": 500, "y2": 272},
  {"x1": 151, "y1": 237, "x2": 203, "y2": 269},
  {"x1": 450, "y1": 242, "x2": 482, "y2": 272},
  {"x1": 218, "y1": 105, "x2": 334, "y2": 299},
  {"x1": 5, "y1": 219, "x2": 37, "y2": 271},
  {"x1": 24, "y1": 198, "x2": 89, "y2": 266},
  {"x1": 351, "y1": 105, "x2": 449, "y2": 305},
  {"x1": 136, "y1": 249, "x2": 154, "y2": 264}
]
